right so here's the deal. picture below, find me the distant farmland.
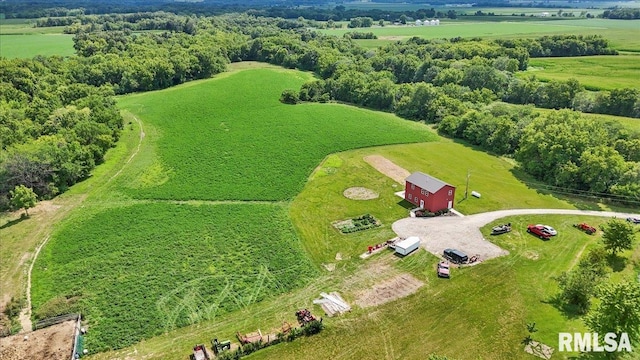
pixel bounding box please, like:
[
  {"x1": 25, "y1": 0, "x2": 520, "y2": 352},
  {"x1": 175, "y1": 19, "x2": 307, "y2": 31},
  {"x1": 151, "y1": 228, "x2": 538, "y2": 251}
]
[
  {"x1": 522, "y1": 55, "x2": 640, "y2": 90},
  {"x1": 0, "y1": 20, "x2": 74, "y2": 58},
  {"x1": 0, "y1": 34, "x2": 75, "y2": 58},
  {"x1": 326, "y1": 19, "x2": 640, "y2": 52}
]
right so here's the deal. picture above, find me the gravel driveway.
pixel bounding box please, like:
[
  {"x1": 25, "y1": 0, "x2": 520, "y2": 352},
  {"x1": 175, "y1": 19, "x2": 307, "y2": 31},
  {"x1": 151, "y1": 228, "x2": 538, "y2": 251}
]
[{"x1": 392, "y1": 209, "x2": 640, "y2": 263}]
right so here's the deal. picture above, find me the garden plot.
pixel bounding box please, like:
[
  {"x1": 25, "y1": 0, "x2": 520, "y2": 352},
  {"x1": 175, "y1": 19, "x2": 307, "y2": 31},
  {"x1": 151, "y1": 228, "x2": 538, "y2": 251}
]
[
  {"x1": 355, "y1": 273, "x2": 424, "y2": 308},
  {"x1": 332, "y1": 214, "x2": 381, "y2": 234}
]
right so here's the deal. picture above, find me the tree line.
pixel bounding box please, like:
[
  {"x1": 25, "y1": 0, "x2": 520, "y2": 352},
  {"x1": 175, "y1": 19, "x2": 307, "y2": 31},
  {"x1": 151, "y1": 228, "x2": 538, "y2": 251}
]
[
  {"x1": 601, "y1": 8, "x2": 640, "y2": 19},
  {"x1": 0, "y1": 57, "x2": 123, "y2": 209}
]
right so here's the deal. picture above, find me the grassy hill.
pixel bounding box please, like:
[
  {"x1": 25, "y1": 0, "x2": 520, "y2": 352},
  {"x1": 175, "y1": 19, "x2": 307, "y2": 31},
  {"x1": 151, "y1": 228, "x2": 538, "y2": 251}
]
[
  {"x1": 31, "y1": 64, "x2": 439, "y2": 352},
  {"x1": 116, "y1": 68, "x2": 437, "y2": 201}
]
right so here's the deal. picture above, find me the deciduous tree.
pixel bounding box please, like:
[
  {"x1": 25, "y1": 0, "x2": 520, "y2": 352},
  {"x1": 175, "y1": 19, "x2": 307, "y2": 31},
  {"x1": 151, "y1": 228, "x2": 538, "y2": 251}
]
[
  {"x1": 10, "y1": 185, "x2": 37, "y2": 216},
  {"x1": 586, "y1": 281, "x2": 640, "y2": 349},
  {"x1": 600, "y1": 219, "x2": 636, "y2": 256}
]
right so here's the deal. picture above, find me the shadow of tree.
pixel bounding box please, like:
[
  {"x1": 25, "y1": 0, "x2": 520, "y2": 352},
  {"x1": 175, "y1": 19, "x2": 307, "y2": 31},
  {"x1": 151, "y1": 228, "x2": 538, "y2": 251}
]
[
  {"x1": 0, "y1": 214, "x2": 28, "y2": 230},
  {"x1": 542, "y1": 294, "x2": 587, "y2": 320},
  {"x1": 508, "y1": 167, "x2": 605, "y2": 211},
  {"x1": 606, "y1": 254, "x2": 627, "y2": 272}
]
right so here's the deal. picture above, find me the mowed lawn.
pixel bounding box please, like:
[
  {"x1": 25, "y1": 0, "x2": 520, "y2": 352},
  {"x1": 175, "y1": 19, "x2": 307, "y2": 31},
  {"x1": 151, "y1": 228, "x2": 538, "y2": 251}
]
[
  {"x1": 245, "y1": 215, "x2": 634, "y2": 360},
  {"x1": 522, "y1": 55, "x2": 640, "y2": 90},
  {"x1": 290, "y1": 142, "x2": 576, "y2": 265},
  {"x1": 116, "y1": 68, "x2": 438, "y2": 201}
]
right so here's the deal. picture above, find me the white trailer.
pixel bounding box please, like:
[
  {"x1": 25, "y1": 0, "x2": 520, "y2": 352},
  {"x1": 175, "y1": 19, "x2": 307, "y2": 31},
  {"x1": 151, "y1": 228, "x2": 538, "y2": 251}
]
[{"x1": 394, "y1": 236, "x2": 421, "y2": 256}]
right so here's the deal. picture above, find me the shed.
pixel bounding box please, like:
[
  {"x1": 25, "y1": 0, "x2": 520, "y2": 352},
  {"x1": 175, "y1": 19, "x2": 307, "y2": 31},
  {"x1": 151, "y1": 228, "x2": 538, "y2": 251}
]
[
  {"x1": 395, "y1": 236, "x2": 421, "y2": 256},
  {"x1": 404, "y1": 172, "x2": 456, "y2": 212}
]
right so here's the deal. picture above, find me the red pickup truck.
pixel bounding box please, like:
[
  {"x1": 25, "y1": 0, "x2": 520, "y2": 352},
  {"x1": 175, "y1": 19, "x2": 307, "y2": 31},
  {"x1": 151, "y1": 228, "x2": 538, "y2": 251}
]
[{"x1": 527, "y1": 224, "x2": 553, "y2": 240}]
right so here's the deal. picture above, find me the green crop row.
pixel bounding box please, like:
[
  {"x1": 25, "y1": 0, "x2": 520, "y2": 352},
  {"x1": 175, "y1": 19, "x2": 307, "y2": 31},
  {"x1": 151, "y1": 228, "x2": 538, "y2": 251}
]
[
  {"x1": 31, "y1": 202, "x2": 317, "y2": 352},
  {"x1": 116, "y1": 69, "x2": 437, "y2": 201}
]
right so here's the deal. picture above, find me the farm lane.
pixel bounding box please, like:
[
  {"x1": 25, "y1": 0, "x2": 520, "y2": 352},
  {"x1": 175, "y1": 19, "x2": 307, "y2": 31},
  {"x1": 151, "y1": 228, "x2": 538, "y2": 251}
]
[{"x1": 392, "y1": 208, "x2": 639, "y2": 262}]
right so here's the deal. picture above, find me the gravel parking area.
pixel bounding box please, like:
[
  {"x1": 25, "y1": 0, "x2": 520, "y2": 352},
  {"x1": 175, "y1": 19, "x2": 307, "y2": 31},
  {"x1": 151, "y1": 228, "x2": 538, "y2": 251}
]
[
  {"x1": 392, "y1": 208, "x2": 640, "y2": 263},
  {"x1": 393, "y1": 216, "x2": 509, "y2": 262}
]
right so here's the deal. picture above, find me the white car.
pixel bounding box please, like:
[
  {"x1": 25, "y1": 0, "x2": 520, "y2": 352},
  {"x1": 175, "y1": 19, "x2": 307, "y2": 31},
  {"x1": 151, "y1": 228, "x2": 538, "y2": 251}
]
[{"x1": 536, "y1": 224, "x2": 557, "y2": 236}]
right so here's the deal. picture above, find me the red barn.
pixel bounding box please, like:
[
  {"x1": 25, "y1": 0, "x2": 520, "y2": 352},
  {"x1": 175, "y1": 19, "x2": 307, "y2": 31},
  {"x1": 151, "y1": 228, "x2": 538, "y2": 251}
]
[{"x1": 404, "y1": 172, "x2": 455, "y2": 212}]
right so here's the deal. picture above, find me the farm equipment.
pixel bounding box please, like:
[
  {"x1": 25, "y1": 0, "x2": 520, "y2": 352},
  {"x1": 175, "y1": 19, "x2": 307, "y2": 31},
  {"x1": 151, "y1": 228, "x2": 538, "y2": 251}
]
[
  {"x1": 190, "y1": 344, "x2": 210, "y2": 360},
  {"x1": 491, "y1": 223, "x2": 511, "y2": 235},
  {"x1": 573, "y1": 223, "x2": 597, "y2": 235},
  {"x1": 295, "y1": 309, "x2": 316, "y2": 326},
  {"x1": 211, "y1": 338, "x2": 231, "y2": 356},
  {"x1": 236, "y1": 329, "x2": 263, "y2": 345}
]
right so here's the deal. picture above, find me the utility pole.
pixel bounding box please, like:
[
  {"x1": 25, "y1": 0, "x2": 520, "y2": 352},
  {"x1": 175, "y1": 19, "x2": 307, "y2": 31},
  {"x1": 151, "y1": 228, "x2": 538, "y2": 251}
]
[{"x1": 464, "y1": 169, "x2": 470, "y2": 200}]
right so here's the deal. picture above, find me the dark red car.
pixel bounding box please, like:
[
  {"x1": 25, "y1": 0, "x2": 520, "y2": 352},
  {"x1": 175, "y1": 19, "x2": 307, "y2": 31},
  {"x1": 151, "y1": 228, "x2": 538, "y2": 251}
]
[{"x1": 527, "y1": 224, "x2": 553, "y2": 240}]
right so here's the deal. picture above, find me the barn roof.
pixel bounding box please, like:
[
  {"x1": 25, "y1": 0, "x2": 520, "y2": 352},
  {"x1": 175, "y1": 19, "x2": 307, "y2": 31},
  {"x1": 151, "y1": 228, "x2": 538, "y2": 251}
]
[{"x1": 405, "y1": 172, "x2": 452, "y2": 193}]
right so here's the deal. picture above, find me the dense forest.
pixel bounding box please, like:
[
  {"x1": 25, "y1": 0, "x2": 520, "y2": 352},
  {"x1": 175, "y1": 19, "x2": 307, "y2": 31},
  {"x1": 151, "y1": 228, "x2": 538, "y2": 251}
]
[
  {"x1": 601, "y1": 8, "x2": 640, "y2": 19},
  {"x1": 1, "y1": 12, "x2": 639, "y2": 209}
]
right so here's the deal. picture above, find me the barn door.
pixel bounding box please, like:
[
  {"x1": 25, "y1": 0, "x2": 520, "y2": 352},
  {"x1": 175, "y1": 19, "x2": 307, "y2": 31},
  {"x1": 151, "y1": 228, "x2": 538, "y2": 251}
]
[
  {"x1": 420, "y1": 199, "x2": 424, "y2": 209},
  {"x1": 447, "y1": 200, "x2": 453, "y2": 209}
]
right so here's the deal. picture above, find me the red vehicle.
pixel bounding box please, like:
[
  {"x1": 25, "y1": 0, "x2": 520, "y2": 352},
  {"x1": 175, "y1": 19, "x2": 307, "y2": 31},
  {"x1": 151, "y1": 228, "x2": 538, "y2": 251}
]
[
  {"x1": 573, "y1": 223, "x2": 597, "y2": 235},
  {"x1": 190, "y1": 344, "x2": 210, "y2": 360},
  {"x1": 527, "y1": 224, "x2": 552, "y2": 240}
]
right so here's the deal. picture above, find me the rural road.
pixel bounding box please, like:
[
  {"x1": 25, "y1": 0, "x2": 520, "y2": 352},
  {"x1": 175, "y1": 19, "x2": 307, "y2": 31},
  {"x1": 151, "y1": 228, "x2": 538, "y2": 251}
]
[{"x1": 392, "y1": 208, "x2": 640, "y2": 262}]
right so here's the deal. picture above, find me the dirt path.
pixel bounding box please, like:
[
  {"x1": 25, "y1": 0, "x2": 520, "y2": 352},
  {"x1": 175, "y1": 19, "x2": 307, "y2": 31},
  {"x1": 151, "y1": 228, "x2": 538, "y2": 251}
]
[
  {"x1": 18, "y1": 235, "x2": 50, "y2": 333},
  {"x1": 392, "y1": 208, "x2": 639, "y2": 262},
  {"x1": 109, "y1": 115, "x2": 145, "y2": 183},
  {"x1": 15, "y1": 116, "x2": 146, "y2": 333},
  {"x1": 363, "y1": 155, "x2": 410, "y2": 184}
]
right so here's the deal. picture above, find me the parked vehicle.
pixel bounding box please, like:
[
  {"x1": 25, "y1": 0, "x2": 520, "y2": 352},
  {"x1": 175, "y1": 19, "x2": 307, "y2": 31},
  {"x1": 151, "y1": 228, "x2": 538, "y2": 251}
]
[
  {"x1": 443, "y1": 248, "x2": 468, "y2": 264},
  {"x1": 190, "y1": 344, "x2": 210, "y2": 360},
  {"x1": 536, "y1": 224, "x2": 557, "y2": 236},
  {"x1": 627, "y1": 217, "x2": 640, "y2": 224},
  {"x1": 491, "y1": 223, "x2": 511, "y2": 235},
  {"x1": 211, "y1": 339, "x2": 231, "y2": 356},
  {"x1": 437, "y1": 261, "x2": 450, "y2": 278},
  {"x1": 527, "y1": 224, "x2": 553, "y2": 240},
  {"x1": 573, "y1": 223, "x2": 597, "y2": 235},
  {"x1": 394, "y1": 236, "x2": 420, "y2": 256}
]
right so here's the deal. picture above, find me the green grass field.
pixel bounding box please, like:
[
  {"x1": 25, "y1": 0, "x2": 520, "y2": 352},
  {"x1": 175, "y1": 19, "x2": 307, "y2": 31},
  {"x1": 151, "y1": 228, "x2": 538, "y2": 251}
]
[
  {"x1": 90, "y1": 157, "x2": 639, "y2": 360},
  {"x1": 0, "y1": 19, "x2": 74, "y2": 58},
  {"x1": 0, "y1": 34, "x2": 75, "y2": 58},
  {"x1": 521, "y1": 55, "x2": 640, "y2": 90},
  {"x1": 116, "y1": 68, "x2": 437, "y2": 201},
  {"x1": 334, "y1": 18, "x2": 640, "y2": 52}
]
